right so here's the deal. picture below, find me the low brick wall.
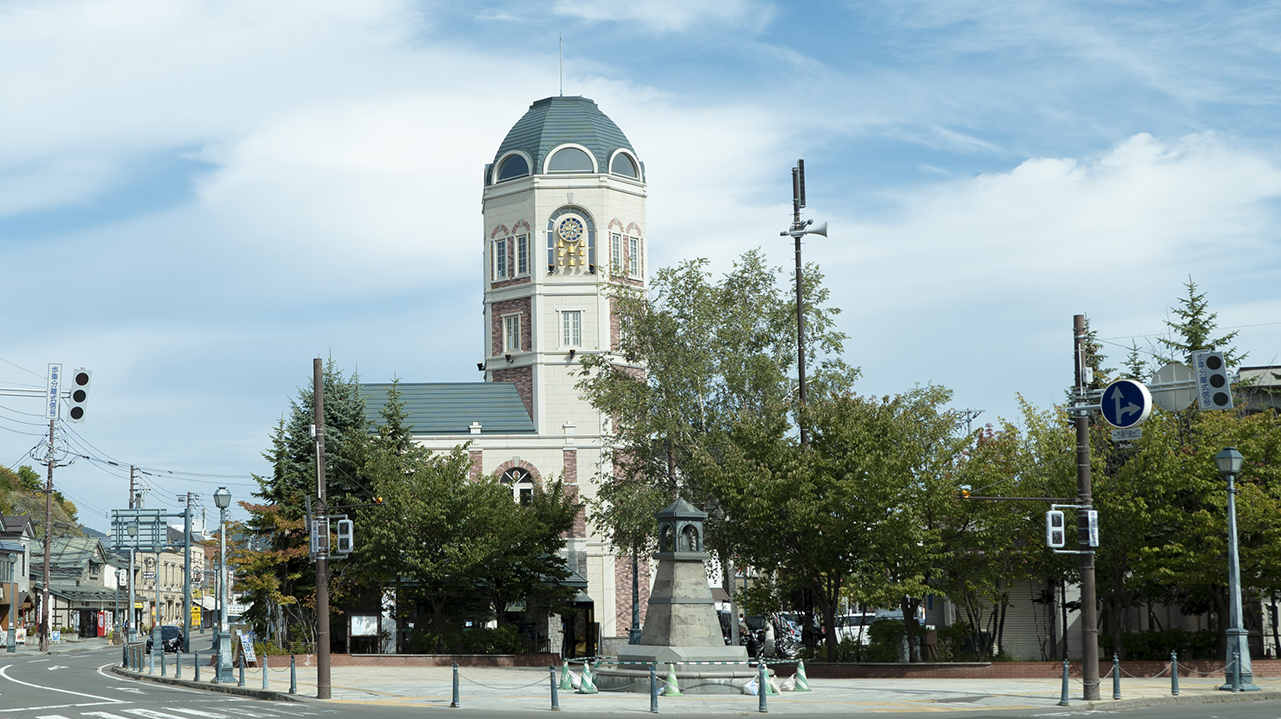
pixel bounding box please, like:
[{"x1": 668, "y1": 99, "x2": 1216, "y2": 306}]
[
  {"x1": 786, "y1": 659, "x2": 1281, "y2": 679},
  {"x1": 281, "y1": 653, "x2": 560, "y2": 668}
]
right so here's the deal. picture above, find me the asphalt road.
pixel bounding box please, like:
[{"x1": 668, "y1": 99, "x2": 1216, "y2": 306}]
[{"x1": 4, "y1": 646, "x2": 1281, "y2": 719}]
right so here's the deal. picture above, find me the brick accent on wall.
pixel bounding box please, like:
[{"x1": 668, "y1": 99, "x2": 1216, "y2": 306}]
[
  {"x1": 490, "y1": 297, "x2": 532, "y2": 356},
  {"x1": 613, "y1": 554, "x2": 651, "y2": 635},
  {"x1": 468, "y1": 450, "x2": 483, "y2": 481},
  {"x1": 563, "y1": 449, "x2": 586, "y2": 538},
  {"x1": 490, "y1": 367, "x2": 533, "y2": 417},
  {"x1": 491, "y1": 457, "x2": 542, "y2": 482}
]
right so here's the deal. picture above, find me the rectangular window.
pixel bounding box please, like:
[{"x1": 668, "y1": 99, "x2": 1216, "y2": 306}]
[
  {"x1": 504, "y1": 314, "x2": 521, "y2": 353},
  {"x1": 516, "y1": 235, "x2": 528, "y2": 276},
  {"x1": 628, "y1": 236, "x2": 641, "y2": 277},
  {"x1": 562, "y1": 310, "x2": 581, "y2": 347},
  {"x1": 611, "y1": 233, "x2": 622, "y2": 273},
  {"x1": 495, "y1": 239, "x2": 508, "y2": 279}
]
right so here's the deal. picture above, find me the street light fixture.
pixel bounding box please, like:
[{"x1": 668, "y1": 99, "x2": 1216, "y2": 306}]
[
  {"x1": 213, "y1": 487, "x2": 233, "y2": 683},
  {"x1": 1216, "y1": 447, "x2": 1258, "y2": 692},
  {"x1": 6, "y1": 553, "x2": 16, "y2": 653}
]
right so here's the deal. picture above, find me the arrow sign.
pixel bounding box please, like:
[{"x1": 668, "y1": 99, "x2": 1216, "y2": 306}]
[{"x1": 1100, "y1": 379, "x2": 1153, "y2": 429}]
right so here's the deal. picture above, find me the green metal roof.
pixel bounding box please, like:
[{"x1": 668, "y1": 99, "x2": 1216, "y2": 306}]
[
  {"x1": 490, "y1": 96, "x2": 636, "y2": 182},
  {"x1": 360, "y1": 383, "x2": 536, "y2": 435}
]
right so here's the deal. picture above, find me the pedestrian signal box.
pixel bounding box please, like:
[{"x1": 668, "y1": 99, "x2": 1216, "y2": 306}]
[
  {"x1": 1046, "y1": 510, "x2": 1066, "y2": 548},
  {"x1": 336, "y1": 518, "x2": 354, "y2": 554}
]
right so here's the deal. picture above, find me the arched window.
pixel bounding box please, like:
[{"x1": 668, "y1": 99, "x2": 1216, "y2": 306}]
[
  {"x1": 547, "y1": 147, "x2": 595, "y2": 173},
  {"x1": 610, "y1": 153, "x2": 638, "y2": 178},
  {"x1": 497, "y1": 154, "x2": 529, "y2": 181},
  {"x1": 502, "y1": 467, "x2": 535, "y2": 505}
]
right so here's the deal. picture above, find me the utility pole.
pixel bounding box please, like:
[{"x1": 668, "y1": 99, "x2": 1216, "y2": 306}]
[
  {"x1": 178, "y1": 492, "x2": 195, "y2": 652},
  {"x1": 780, "y1": 160, "x2": 828, "y2": 448},
  {"x1": 313, "y1": 358, "x2": 331, "y2": 699},
  {"x1": 1073, "y1": 314, "x2": 1100, "y2": 700},
  {"x1": 40, "y1": 419, "x2": 54, "y2": 653}
]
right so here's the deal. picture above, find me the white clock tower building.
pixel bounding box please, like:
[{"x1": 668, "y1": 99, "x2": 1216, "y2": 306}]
[{"x1": 480, "y1": 95, "x2": 646, "y2": 431}]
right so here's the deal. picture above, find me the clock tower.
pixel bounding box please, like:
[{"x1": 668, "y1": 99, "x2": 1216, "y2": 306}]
[{"x1": 481, "y1": 96, "x2": 647, "y2": 437}]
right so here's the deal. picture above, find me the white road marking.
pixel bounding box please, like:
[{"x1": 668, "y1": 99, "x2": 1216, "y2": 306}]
[
  {"x1": 82, "y1": 713, "x2": 134, "y2": 719},
  {"x1": 166, "y1": 709, "x2": 231, "y2": 719},
  {"x1": 49, "y1": 665, "x2": 71, "y2": 670},
  {"x1": 0, "y1": 664, "x2": 123, "y2": 702},
  {"x1": 217, "y1": 707, "x2": 293, "y2": 718},
  {"x1": 121, "y1": 709, "x2": 199, "y2": 719}
]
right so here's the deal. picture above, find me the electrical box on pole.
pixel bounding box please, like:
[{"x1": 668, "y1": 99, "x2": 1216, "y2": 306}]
[
  {"x1": 67, "y1": 369, "x2": 91, "y2": 422},
  {"x1": 335, "y1": 519, "x2": 353, "y2": 555},
  {"x1": 1191, "y1": 350, "x2": 1233, "y2": 410},
  {"x1": 1046, "y1": 510, "x2": 1066, "y2": 548}
]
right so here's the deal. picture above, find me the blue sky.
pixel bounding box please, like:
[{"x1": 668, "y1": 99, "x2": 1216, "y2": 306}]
[{"x1": 2, "y1": 0, "x2": 1280, "y2": 533}]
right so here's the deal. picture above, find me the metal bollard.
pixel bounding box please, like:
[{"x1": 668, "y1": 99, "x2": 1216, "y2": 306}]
[
  {"x1": 239, "y1": 659, "x2": 245, "y2": 687},
  {"x1": 161, "y1": 649, "x2": 167, "y2": 677},
  {"x1": 195, "y1": 651, "x2": 201, "y2": 682},
  {"x1": 1232, "y1": 647, "x2": 1242, "y2": 692},
  {"x1": 176, "y1": 650, "x2": 182, "y2": 679},
  {"x1": 149, "y1": 649, "x2": 155, "y2": 674},
  {"x1": 122, "y1": 644, "x2": 128, "y2": 668},
  {"x1": 263, "y1": 654, "x2": 269, "y2": 690},
  {"x1": 549, "y1": 665, "x2": 559, "y2": 710},
  {"x1": 451, "y1": 662, "x2": 459, "y2": 708},
  {"x1": 290, "y1": 654, "x2": 297, "y2": 694},
  {"x1": 758, "y1": 661, "x2": 767, "y2": 713},
  {"x1": 1171, "y1": 651, "x2": 1179, "y2": 696},
  {"x1": 1058, "y1": 659, "x2": 1070, "y2": 706},
  {"x1": 1112, "y1": 653, "x2": 1120, "y2": 700},
  {"x1": 650, "y1": 662, "x2": 658, "y2": 713}
]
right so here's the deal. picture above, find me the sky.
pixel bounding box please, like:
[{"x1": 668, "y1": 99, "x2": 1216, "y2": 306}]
[{"x1": 2, "y1": 0, "x2": 1280, "y2": 535}]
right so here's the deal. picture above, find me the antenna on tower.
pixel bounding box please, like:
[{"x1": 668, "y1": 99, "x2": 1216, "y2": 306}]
[{"x1": 559, "y1": 33, "x2": 563, "y2": 96}]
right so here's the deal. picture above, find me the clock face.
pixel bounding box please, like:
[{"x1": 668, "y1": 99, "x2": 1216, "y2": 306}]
[{"x1": 557, "y1": 216, "x2": 585, "y2": 244}]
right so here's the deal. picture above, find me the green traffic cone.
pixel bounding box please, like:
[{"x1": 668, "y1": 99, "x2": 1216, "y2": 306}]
[
  {"x1": 577, "y1": 659, "x2": 598, "y2": 694},
  {"x1": 663, "y1": 662, "x2": 683, "y2": 697},
  {"x1": 559, "y1": 659, "x2": 573, "y2": 690},
  {"x1": 794, "y1": 659, "x2": 811, "y2": 692}
]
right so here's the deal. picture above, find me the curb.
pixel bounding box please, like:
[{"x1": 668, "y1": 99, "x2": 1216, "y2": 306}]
[
  {"x1": 109, "y1": 666, "x2": 312, "y2": 703},
  {"x1": 1079, "y1": 690, "x2": 1281, "y2": 711}
]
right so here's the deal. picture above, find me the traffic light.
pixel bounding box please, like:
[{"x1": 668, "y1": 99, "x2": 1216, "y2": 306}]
[
  {"x1": 1046, "y1": 510, "x2": 1065, "y2": 548},
  {"x1": 67, "y1": 368, "x2": 91, "y2": 422},
  {"x1": 1191, "y1": 350, "x2": 1233, "y2": 410},
  {"x1": 336, "y1": 519, "x2": 354, "y2": 554}
]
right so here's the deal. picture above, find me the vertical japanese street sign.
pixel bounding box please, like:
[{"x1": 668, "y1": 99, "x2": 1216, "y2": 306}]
[{"x1": 46, "y1": 363, "x2": 62, "y2": 420}]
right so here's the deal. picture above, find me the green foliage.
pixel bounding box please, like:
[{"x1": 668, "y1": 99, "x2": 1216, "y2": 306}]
[
  {"x1": 1156, "y1": 277, "x2": 1243, "y2": 366},
  {"x1": 406, "y1": 625, "x2": 525, "y2": 655},
  {"x1": 17, "y1": 466, "x2": 42, "y2": 491},
  {"x1": 1099, "y1": 629, "x2": 1219, "y2": 660},
  {"x1": 576, "y1": 250, "x2": 856, "y2": 558}
]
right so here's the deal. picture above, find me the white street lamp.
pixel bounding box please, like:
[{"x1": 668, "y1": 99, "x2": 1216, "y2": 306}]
[
  {"x1": 1216, "y1": 447, "x2": 1258, "y2": 692},
  {"x1": 213, "y1": 487, "x2": 233, "y2": 683}
]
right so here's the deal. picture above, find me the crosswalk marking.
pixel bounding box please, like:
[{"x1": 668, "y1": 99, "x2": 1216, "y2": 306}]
[
  {"x1": 165, "y1": 709, "x2": 230, "y2": 719},
  {"x1": 121, "y1": 709, "x2": 194, "y2": 719},
  {"x1": 81, "y1": 712, "x2": 132, "y2": 719}
]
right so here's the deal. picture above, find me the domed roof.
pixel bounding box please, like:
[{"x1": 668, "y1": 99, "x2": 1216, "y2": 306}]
[{"x1": 492, "y1": 96, "x2": 637, "y2": 178}]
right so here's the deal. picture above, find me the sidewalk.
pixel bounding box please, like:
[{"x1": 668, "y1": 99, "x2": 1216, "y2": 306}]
[{"x1": 116, "y1": 657, "x2": 1281, "y2": 714}]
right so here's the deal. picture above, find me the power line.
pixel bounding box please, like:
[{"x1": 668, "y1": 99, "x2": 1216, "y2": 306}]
[{"x1": 0, "y1": 356, "x2": 46, "y2": 381}]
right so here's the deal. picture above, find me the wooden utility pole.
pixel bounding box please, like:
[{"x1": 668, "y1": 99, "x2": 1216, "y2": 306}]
[
  {"x1": 40, "y1": 419, "x2": 54, "y2": 652},
  {"x1": 313, "y1": 358, "x2": 331, "y2": 699},
  {"x1": 1073, "y1": 314, "x2": 1100, "y2": 700}
]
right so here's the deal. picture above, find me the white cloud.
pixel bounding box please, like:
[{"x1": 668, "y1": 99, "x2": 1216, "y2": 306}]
[{"x1": 552, "y1": 0, "x2": 775, "y2": 34}]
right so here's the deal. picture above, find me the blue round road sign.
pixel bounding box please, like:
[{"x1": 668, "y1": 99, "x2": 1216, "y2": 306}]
[{"x1": 1100, "y1": 379, "x2": 1152, "y2": 428}]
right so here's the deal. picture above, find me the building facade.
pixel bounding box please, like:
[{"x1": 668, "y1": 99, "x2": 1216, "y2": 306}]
[{"x1": 361, "y1": 96, "x2": 650, "y2": 655}]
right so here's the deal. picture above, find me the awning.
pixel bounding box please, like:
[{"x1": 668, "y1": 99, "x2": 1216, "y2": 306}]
[
  {"x1": 198, "y1": 596, "x2": 216, "y2": 610},
  {"x1": 710, "y1": 587, "x2": 730, "y2": 602}
]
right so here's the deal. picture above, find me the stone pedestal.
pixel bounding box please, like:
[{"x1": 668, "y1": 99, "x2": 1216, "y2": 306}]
[{"x1": 597, "y1": 498, "x2": 759, "y2": 694}]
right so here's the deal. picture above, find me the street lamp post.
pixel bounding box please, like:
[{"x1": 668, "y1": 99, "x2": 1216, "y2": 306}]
[
  {"x1": 1216, "y1": 448, "x2": 1259, "y2": 691},
  {"x1": 214, "y1": 487, "x2": 233, "y2": 683},
  {"x1": 6, "y1": 553, "x2": 16, "y2": 653}
]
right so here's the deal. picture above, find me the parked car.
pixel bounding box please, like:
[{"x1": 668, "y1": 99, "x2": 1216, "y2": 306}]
[{"x1": 146, "y1": 625, "x2": 183, "y2": 653}]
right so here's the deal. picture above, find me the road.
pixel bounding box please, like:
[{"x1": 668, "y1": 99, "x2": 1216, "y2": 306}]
[{"x1": 3, "y1": 646, "x2": 1281, "y2": 719}]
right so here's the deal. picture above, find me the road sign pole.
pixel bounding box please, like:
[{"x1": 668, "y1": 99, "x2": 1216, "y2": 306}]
[{"x1": 1073, "y1": 314, "x2": 1100, "y2": 700}]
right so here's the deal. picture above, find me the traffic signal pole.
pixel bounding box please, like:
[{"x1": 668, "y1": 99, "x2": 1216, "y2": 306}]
[
  {"x1": 1073, "y1": 314, "x2": 1101, "y2": 700},
  {"x1": 313, "y1": 358, "x2": 331, "y2": 700}
]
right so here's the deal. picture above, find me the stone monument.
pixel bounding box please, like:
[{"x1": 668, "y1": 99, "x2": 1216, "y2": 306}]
[{"x1": 596, "y1": 498, "x2": 758, "y2": 693}]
